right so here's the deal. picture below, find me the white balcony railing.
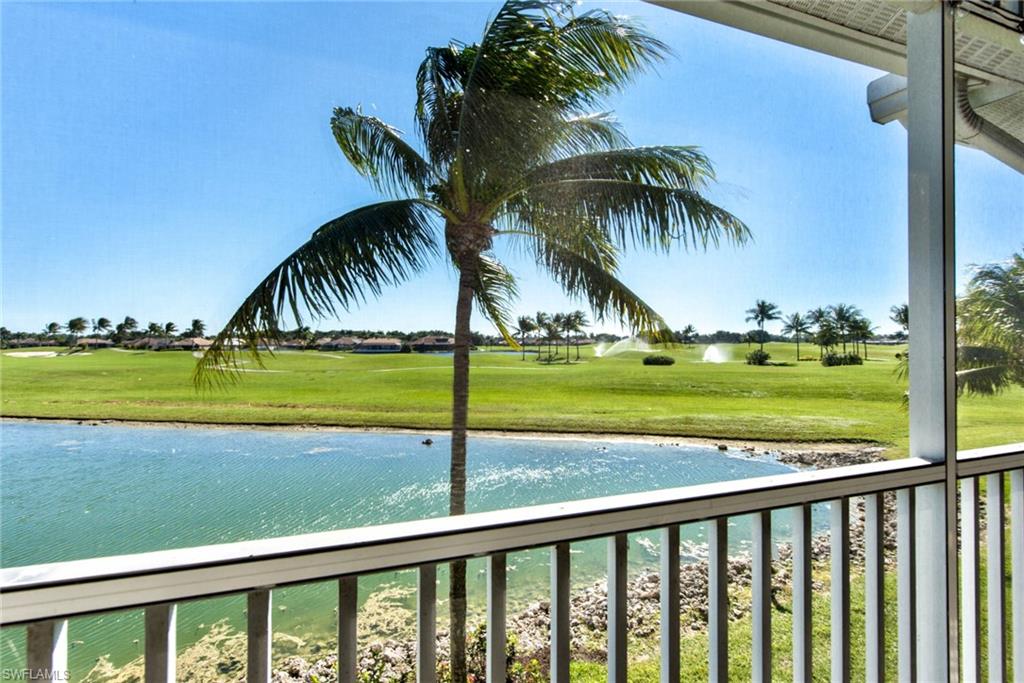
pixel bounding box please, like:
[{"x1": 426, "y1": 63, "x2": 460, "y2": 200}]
[{"x1": 2, "y1": 443, "x2": 1022, "y2": 682}]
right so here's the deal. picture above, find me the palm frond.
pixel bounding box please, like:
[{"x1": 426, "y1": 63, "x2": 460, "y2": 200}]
[
  {"x1": 331, "y1": 107, "x2": 436, "y2": 198},
  {"x1": 472, "y1": 253, "x2": 520, "y2": 348},
  {"x1": 522, "y1": 146, "x2": 715, "y2": 192},
  {"x1": 520, "y1": 225, "x2": 672, "y2": 342},
  {"x1": 195, "y1": 200, "x2": 440, "y2": 387},
  {"x1": 555, "y1": 112, "x2": 630, "y2": 155},
  {"x1": 507, "y1": 178, "x2": 749, "y2": 253},
  {"x1": 415, "y1": 45, "x2": 468, "y2": 168}
]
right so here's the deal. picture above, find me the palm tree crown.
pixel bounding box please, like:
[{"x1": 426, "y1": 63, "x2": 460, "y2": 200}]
[{"x1": 744, "y1": 299, "x2": 780, "y2": 351}]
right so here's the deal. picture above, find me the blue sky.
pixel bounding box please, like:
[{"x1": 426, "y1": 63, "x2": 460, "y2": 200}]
[{"x1": 2, "y1": 1, "x2": 1021, "y2": 337}]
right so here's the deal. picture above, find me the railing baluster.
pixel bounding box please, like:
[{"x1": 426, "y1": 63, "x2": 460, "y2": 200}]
[
  {"x1": 247, "y1": 589, "x2": 272, "y2": 683},
  {"x1": 660, "y1": 527, "x2": 679, "y2": 683},
  {"x1": 897, "y1": 487, "x2": 917, "y2": 682},
  {"x1": 26, "y1": 619, "x2": 67, "y2": 682},
  {"x1": 752, "y1": 511, "x2": 772, "y2": 682},
  {"x1": 792, "y1": 505, "x2": 811, "y2": 683},
  {"x1": 551, "y1": 543, "x2": 570, "y2": 683},
  {"x1": 608, "y1": 533, "x2": 627, "y2": 683},
  {"x1": 1012, "y1": 469, "x2": 1024, "y2": 680},
  {"x1": 961, "y1": 477, "x2": 981, "y2": 682},
  {"x1": 144, "y1": 603, "x2": 176, "y2": 683},
  {"x1": 864, "y1": 493, "x2": 885, "y2": 682},
  {"x1": 708, "y1": 517, "x2": 728, "y2": 683},
  {"x1": 831, "y1": 497, "x2": 850, "y2": 683},
  {"x1": 338, "y1": 576, "x2": 358, "y2": 683},
  {"x1": 417, "y1": 565, "x2": 436, "y2": 683},
  {"x1": 487, "y1": 553, "x2": 507, "y2": 683},
  {"x1": 988, "y1": 472, "x2": 1007, "y2": 682}
]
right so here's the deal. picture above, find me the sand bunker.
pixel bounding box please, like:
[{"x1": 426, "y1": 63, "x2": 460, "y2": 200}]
[{"x1": 5, "y1": 351, "x2": 59, "y2": 358}]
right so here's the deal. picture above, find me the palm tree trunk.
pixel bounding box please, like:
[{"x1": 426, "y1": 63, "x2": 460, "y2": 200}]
[
  {"x1": 796, "y1": 336, "x2": 800, "y2": 361},
  {"x1": 449, "y1": 257, "x2": 477, "y2": 683}
]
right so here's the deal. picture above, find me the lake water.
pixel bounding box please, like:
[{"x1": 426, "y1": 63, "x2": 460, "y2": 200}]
[{"x1": 0, "y1": 421, "x2": 807, "y2": 673}]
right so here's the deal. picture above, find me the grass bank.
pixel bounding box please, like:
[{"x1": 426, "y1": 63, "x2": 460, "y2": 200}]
[{"x1": 2, "y1": 343, "x2": 1021, "y2": 455}]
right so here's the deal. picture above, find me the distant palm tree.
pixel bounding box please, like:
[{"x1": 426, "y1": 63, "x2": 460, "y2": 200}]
[
  {"x1": 513, "y1": 315, "x2": 536, "y2": 360},
  {"x1": 781, "y1": 312, "x2": 811, "y2": 361},
  {"x1": 194, "y1": 3, "x2": 748, "y2": 675},
  {"x1": 93, "y1": 317, "x2": 112, "y2": 336},
  {"x1": 188, "y1": 319, "x2": 206, "y2": 337},
  {"x1": 568, "y1": 310, "x2": 589, "y2": 360},
  {"x1": 806, "y1": 306, "x2": 829, "y2": 359},
  {"x1": 66, "y1": 317, "x2": 87, "y2": 345},
  {"x1": 849, "y1": 316, "x2": 875, "y2": 359},
  {"x1": 122, "y1": 316, "x2": 138, "y2": 333},
  {"x1": 889, "y1": 303, "x2": 909, "y2": 338},
  {"x1": 551, "y1": 313, "x2": 567, "y2": 361},
  {"x1": 44, "y1": 322, "x2": 61, "y2": 338},
  {"x1": 534, "y1": 311, "x2": 551, "y2": 360},
  {"x1": 678, "y1": 324, "x2": 697, "y2": 345},
  {"x1": 146, "y1": 322, "x2": 163, "y2": 337},
  {"x1": 829, "y1": 303, "x2": 861, "y2": 353},
  {"x1": 744, "y1": 300, "x2": 781, "y2": 352},
  {"x1": 164, "y1": 322, "x2": 178, "y2": 338}
]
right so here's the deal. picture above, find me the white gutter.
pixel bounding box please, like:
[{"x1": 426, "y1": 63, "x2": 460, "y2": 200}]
[{"x1": 868, "y1": 73, "x2": 1024, "y2": 173}]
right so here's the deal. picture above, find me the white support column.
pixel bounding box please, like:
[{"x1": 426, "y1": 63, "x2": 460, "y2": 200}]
[
  {"x1": 26, "y1": 619, "x2": 68, "y2": 682},
  {"x1": 551, "y1": 543, "x2": 571, "y2": 683},
  {"x1": 247, "y1": 589, "x2": 272, "y2": 683},
  {"x1": 906, "y1": 2, "x2": 957, "y2": 681},
  {"x1": 338, "y1": 576, "x2": 358, "y2": 683},
  {"x1": 144, "y1": 603, "x2": 177, "y2": 683},
  {"x1": 608, "y1": 533, "x2": 628, "y2": 683},
  {"x1": 487, "y1": 553, "x2": 507, "y2": 683},
  {"x1": 792, "y1": 505, "x2": 812, "y2": 683},
  {"x1": 752, "y1": 511, "x2": 772, "y2": 682},
  {"x1": 417, "y1": 564, "x2": 437, "y2": 683},
  {"x1": 660, "y1": 527, "x2": 680, "y2": 683},
  {"x1": 708, "y1": 518, "x2": 728, "y2": 683}
]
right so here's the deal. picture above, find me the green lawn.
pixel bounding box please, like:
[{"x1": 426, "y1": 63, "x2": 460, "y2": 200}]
[{"x1": 2, "y1": 342, "x2": 1021, "y2": 455}]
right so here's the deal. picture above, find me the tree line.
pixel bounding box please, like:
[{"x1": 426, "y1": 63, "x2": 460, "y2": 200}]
[{"x1": 511, "y1": 311, "x2": 590, "y2": 363}]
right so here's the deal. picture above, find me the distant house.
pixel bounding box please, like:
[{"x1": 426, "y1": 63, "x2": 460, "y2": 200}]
[
  {"x1": 168, "y1": 337, "x2": 213, "y2": 351},
  {"x1": 77, "y1": 338, "x2": 114, "y2": 349},
  {"x1": 8, "y1": 337, "x2": 57, "y2": 348},
  {"x1": 353, "y1": 337, "x2": 403, "y2": 353},
  {"x1": 410, "y1": 335, "x2": 455, "y2": 352},
  {"x1": 320, "y1": 336, "x2": 358, "y2": 351},
  {"x1": 279, "y1": 339, "x2": 307, "y2": 350}
]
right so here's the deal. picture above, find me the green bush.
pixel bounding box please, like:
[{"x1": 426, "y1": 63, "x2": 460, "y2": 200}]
[
  {"x1": 822, "y1": 352, "x2": 863, "y2": 366},
  {"x1": 642, "y1": 354, "x2": 676, "y2": 366},
  {"x1": 745, "y1": 350, "x2": 771, "y2": 365}
]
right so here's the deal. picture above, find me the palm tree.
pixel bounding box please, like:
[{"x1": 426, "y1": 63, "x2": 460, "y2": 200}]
[
  {"x1": 849, "y1": 316, "x2": 875, "y2": 359},
  {"x1": 163, "y1": 322, "x2": 178, "y2": 338},
  {"x1": 678, "y1": 324, "x2": 697, "y2": 345},
  {"x1": 568, "y1": 309, "x2": 589, "y2": 360},
  {"x1": 194, "y1": 3, "x2": 748, "y2": 675},
  {"x1": 122, "y1": 316, "x2": 138, "y2": 333},
  {"x1": 550, "y1": 313, "x2": 567, "y2": 361},
  {"x1": 781, "y1": 312, "x2": 810, "y2": 361},
  {"x1": 188, "y1": 319, "x2": 206, "y2": 337},
  {"x1": 66, "y1": 317, "x2": 87, "y2": 345},
  {"x1": 44, "y1": 322, "x2": 61, "y2": 338},
  {"x1": 829, "y1": 303, "x2": 861, "y2": 353},
  {"x1": 889, "y1": 303, "x2": 909, "y2": 339},
  {"x1": 956, "y1": 251, "x2": 1024, "y2": 395},
  {"x1": 147, "y1": 322, "x2": 163, "y2": 337},
  {"x1": 513, "y1": 315, "x2": 536, "y2": 360},
  {"x1": 744, "y1": 300, "x2": 780, "y2": 352},
  {"x1": 93, "y1": 317, "x2": 112, "y2": 336},
  {"x1": 806, "y1": 306, "x2": 829, "y2": 359},
  {"x1": 534, "y1": 311, "x2": 551, "y2": 360}
]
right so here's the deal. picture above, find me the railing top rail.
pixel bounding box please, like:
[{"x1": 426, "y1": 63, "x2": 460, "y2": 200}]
[
  {"x1": 957, "y1": 442, "x2": 1024, "y2": 476},
  {"x1": 1, "y1": 444, "x2": 1020, "y2": 625}
]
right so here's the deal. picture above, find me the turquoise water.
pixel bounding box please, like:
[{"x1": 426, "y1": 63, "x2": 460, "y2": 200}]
[{"x1": 0, "y1": 421, "x2": 804, "y2": 674}]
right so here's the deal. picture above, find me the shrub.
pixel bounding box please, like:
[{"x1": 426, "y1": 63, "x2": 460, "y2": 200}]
[
  {"x1": 643, "y1": 354, "x2": 675, "y2": 366},
  {"x1": 822, "y1": 353, "x2": 863, "y2": 367},
  {"x1": 745, "y1": 350, "x2": 771, "y2": 365}
]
